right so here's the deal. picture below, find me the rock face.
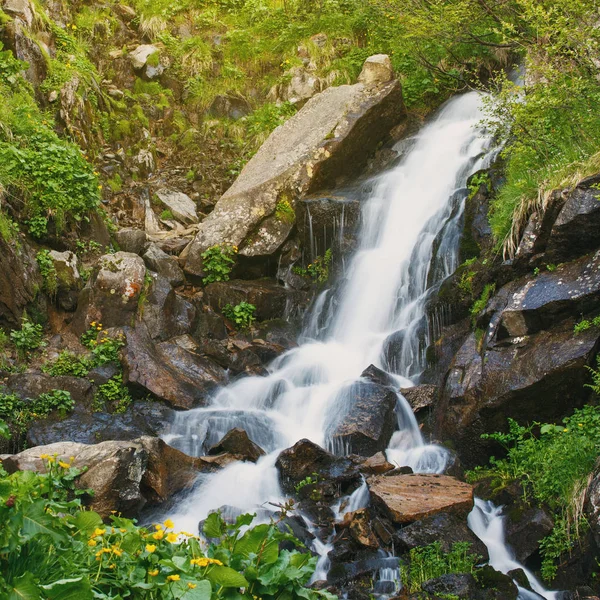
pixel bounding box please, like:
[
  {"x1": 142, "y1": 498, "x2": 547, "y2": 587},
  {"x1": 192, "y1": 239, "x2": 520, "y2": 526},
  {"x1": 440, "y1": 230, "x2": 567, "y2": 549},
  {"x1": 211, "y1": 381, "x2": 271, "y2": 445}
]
[
  {"x1": 327, "y1": 381, "x2": 397, "y2": 456},
  {"x1": 48, "y1": 250, "x2": 82, "y2": 311},
  {"x1": 421, "y1": 568, "x2": 518, "y2": 600},
  {"x1": 184, "y1": 55, "x2": 405, "y2": 272},
  {"x1": 368, "y1": 474, "x2": 474, "y2": 524},
  {"x1": 204, "y1": 279, "x2": 299, "y2": 321},
  {"x1": 116, "y1": 228, "x2": 147, "y2": 255},
  {"x1": 585, "y1": 459, "x2": 600, "y2": 547},
  {"x1": 71, "y1": 252, "x2": 146, "y2": 334},
  {"x1": 121, "y1": 326, "x2": 227, "y2": 409},
  {"x1": 357, "y1": 54, "x2": 394, "y2": 86},
  {"x1": 143, "y1": 244, "x2": 185, "y2": 287},
  {"x1": 2, "y1": 437, "x2": 202, "y2": 517},
  {"x1": 208, "y1": 428, "x2": 265, "y2": 463},
  {"x1": 0, "y1": 235, "x2": 41, "y2": 327}
]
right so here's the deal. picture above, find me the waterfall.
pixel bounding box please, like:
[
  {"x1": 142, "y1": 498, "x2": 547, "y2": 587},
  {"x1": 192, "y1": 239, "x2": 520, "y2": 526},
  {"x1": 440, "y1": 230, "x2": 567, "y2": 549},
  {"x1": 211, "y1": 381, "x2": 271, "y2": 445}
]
[
  {"x1": 468, "y1": 499, "x2": 559, "y2": 600},
  {"x1": 164, "y1": 92, "x2": 494, "y2": 535}
]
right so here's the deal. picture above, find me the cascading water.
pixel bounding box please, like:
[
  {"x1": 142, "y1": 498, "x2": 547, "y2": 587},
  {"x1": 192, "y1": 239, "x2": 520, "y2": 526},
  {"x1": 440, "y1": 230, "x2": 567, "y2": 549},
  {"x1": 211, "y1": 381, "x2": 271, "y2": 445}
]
[
  {"x1": 468, "y1": 499, "x2": 559, "y2": 600},
  {"x1": 164, "y1": 92, "x2": 494, "y2": 539}
]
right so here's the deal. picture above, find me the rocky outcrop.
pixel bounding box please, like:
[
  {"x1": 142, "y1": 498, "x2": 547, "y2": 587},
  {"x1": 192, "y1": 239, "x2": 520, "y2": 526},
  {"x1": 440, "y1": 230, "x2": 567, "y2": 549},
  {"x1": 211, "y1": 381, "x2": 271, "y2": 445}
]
[
  {"x1": 2, "y1": 437, "x2": 202, "y2": 517},
  {"x1": 368, "y1": 474, "x2": 474, "y2": 524},
  {"x1": 116, "y1": 228, "x2": 147, "y2": 255},
  {"x1": 208, "y1": 428, "x2": 265, "y2": 463},
  {"x1": 327, "y1": 381, "x2": 397, "y2": 456},
  {"x1": 143, "y1": 244, "x2": 185, "y2": 287},
  {"x1": 121, "y1": 326, "x2": 227, "y2": 409},
  {"x1": 420, "y1": 568, "x2": 518, "y2": 600},
  {"x1": 585, "y1": 459, "x2": 600, "y2": 548},
  {"x1": 184, "y1": 55, "x2": 405, "y2": 272},
  {"x1": 154, "y1": 188, "x2": 199, "y2": 225},
  {"x1": 71, "y1": 252, "x2": 146, "y2": 334},
  {"x1": 48, "y1": 250, "x2": 82, "y2": 311}
]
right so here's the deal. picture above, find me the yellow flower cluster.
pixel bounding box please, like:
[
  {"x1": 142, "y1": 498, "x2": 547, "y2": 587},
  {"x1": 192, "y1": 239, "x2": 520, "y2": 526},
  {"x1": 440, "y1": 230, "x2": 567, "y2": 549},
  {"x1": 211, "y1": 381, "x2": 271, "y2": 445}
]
[
  {"x1": 90, "y1": 321, "x2": 103, "y2": 331},
  {"x1": 190, "y1": 557, "x2": 223, "y2": 567}
]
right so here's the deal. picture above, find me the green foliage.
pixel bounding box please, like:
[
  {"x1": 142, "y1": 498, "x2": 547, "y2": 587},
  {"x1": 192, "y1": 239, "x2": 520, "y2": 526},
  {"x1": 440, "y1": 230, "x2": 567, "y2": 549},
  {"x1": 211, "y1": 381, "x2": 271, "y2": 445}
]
[
  {"x1": 467, "y1": 172, "x2": 490, "y2": 198},
  {"x1": 0, "y1": 459, "x2": 336, "y2": 600},
  {"x1": 275, "y1": 197, "x2": 295, "y2": 224},
  {"x1": 293, "y1": 249, "x2": 332, "y2": 283},
  {"x1": 468, "y1": 406, "x2": 600, "y2": 580},
  {"x1": 400, "y1": 542, "x2": 480, "y2": 593},
  {"x1": 222, "y1": 302, "x2": 256, "y2": 329},
  {"x1": 93, "y1": 376, "x2": 132, "y2": 414},
  {"x1": 470, "y1": 283, "x2": 495, "y2": 326},
  {"x1": 160, "y1": 209, "x2": 174, "y2": 220},
  {"x1": 294, "y1": 473, "x2": 319, "y2": 493},
  {"x1": 107, "y1": 173, "x2": 123, "y2": 193},
  {"x1": 574, "y1": 316, "x2": 600, "y2": 335},
  {"x1": 42, "y1": 351, "x2": 90, "y2": 377},
  {"x1": 0, "y1": 210, "x2": 19, "y2": 243},
  {"x1": 36, "y1": 249, "x2": 58, "y2": 296},
  {"x1": 201, "y1": 245, "x2": 238, "y2": 284},
  {"x1": 10, "y1": 316, "x2": 45, "y2": 357},
  {"x1": 586, "y1": 356, "x2": 600, "y2": 395}
]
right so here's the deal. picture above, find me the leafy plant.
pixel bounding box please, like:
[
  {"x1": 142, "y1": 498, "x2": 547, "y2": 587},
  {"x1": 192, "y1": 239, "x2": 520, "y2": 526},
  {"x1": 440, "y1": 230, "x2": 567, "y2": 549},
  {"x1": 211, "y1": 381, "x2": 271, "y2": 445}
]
[
  {"x1": 293, "y1": 249, "x2": 332, "y2": 284},
  {"x1": 470, "y1": 283, "x2": 495, "y2": 326},
  {"x1": 400, "y1": 542, "x2": 480, "y2": 593},
  {"x1": 201, "y1": 245, "x2": 237, "y2": 284},
  {"x1": 467, "y1": 172, "x2": 490, "y2": 198},
  {"x1": 574, "y1": 315, "x2": 600, "y2": 335},
  {"x1": 93, "y1": 376, "x2": 132, "y2": 414},
  {"x1": 42, "y1": 350, "x2": 90, "y2": 377},
  {"x1": 222, "y1": 301, "x2": 256, "y2": 329},
  {"x1": 10, "y1": 316, "x2": 45, "y2": 358},
  {"x1": 36, "y1": 249, "x2": 58, "y2": 296},
  {"x1": 160, "y1": 209, "x2": 174, "y2": 220}
]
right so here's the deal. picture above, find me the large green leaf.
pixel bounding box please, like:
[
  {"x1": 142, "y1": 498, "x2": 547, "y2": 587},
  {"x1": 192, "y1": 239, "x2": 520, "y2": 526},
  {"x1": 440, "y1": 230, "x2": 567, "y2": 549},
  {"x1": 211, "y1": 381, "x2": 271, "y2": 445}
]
[
  {"x1": 7, "y1": 573, "x2": 41, "y2": 600},
  {"x1": 182, "y1": 580, "x2": 212, "y2": 600},
  {"x1": 206, "y1": 565, "x2": 248, "y2": 588},
  {"x1": 21, "y1": 501, "x2": 66, "y2": 543},
  {"x1": 203, "y1": 512, "x2": 226, "y2": 539},
  {"x1": 73, "y1": 511, "x2": 103, "y2": 533},
  {"x1": 233, "y1": 524, "x2": 269, "y2": 557},
  {"x1": 40, "y1": 577, "x2": 93, "y2": 600}
]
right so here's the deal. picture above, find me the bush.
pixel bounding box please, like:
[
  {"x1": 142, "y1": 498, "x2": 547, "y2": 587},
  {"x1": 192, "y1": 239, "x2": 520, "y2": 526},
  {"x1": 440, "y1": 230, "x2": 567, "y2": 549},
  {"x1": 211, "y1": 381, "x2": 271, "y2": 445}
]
[
  {"x1": 93, "y1": 376, "x2": 132, "y2": 414},
  {"x1": 36, "y1": 249, "x2": 58, "y2": 296},
  {"x1": 10, "y1": 316, "x2": 45, "y2": 357},
  {"x1": 0, "y1": 459, "x2": 336, "y2": 600},
  {"x1": 222, "y1": 301, "x2": 257, "y2": 329},
  {"x1": 42, "y1": 350, "x2": 91, "y2": 377},
  {"x1": 400, "y1": 542, "x2": 481, "y2": 593},
  {"x1": 201, "y1": 245, "x2": 237, "y2": 284},
  {"x1": 292, "y1": 249, "x2": 332, "y2": 283}
]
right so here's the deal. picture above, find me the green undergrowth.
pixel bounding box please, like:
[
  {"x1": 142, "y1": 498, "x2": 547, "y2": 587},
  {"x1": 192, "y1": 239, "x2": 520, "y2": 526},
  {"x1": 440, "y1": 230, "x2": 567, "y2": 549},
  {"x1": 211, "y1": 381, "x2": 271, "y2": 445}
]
[
  {"x1": 467, "y1": 402, "x2": 600, "y2": 581},
  {"x1": 0, "y1": 454, "x2": 336, "y2": 600}
]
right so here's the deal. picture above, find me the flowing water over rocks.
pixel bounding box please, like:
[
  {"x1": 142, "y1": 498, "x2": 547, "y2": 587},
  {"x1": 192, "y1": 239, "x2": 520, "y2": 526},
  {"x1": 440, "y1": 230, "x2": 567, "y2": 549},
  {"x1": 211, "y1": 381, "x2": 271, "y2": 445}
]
[{"x1": 164, "y1": 92, "x2": 497, "y2": 578}]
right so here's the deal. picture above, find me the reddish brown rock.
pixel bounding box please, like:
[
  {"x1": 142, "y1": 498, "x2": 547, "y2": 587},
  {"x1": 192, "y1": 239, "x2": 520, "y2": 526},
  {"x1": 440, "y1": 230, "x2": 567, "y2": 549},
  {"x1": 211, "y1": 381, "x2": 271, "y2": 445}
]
[{"x1": 368, "y1": 473, "x2": 474, "y2": 524}]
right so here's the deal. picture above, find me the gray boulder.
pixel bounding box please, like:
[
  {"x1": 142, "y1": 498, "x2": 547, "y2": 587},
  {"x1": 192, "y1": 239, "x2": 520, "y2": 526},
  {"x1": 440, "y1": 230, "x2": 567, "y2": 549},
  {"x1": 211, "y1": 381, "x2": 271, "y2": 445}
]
[
  {"x1": 116, "y1": 228, "x2": 147, "y2": 255},
  {"x1": 184, "y1": 55, "x2": 405, "y2": 273},
  {"x1": 143, "y1": 244, "x2": 185, "y2": 287},
  {"x1": 154, "y1": 188, "x2": 198, "y2": 225}
]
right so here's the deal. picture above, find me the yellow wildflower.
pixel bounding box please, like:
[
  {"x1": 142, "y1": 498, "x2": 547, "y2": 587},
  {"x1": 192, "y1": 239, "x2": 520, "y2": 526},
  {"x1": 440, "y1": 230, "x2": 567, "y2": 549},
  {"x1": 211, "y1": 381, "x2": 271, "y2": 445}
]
[
  {"x1": 47, "y1": 456, "x2": 55, "y2": 464},
  {"x1": 145, "y1": 544, "x2": 157, "y2": 553},
  {"x1": 40, "y1": 453, "x2": 50, "y2": 459},
  {"x1": 91, "y1": 321, "x2": 96, "y2": 326},
  {"x1": 87, "y1": 539, "x2": 97, "y2": 547},
  {"x1": 120, "y1": 528, "x2": 127, "y2": 533},
  {"x1": 188, "y1": 583, "x2": 197, "y2": 589},
  {"x1": 149, "y1": 569, "x2": 159, "y2": 576},
  {"x1": 93, "y1": 528, "x2": 106, "y2": 537},
  {"x1": 166, "y1": 532, "x2": 178, "y2": 543},
  {"x1": 191, "y1": 557, "x2": 223, "y2": 567},
  {"x1": 152, "y1": 529, "x2": 164, "y2": 540},
  {"x1": 180, "y1": 531, "x2": 194, "y2": 537},
  {"x1": 163, "y1": 518, "x2": 174, "y2": 529},
  {"x1": 112, "y1": 546, "x2": 123, "y2": 556},
  {"x1": 154, "y1": 524, "x2": 163, "y2": 530},
  {"x1": 69, "y1": 456, "x2": 75, "y2": 462},
  {"x1": 58, "y1": 461, "x2": 70, "y2": 469},
  {"x1": 167, "y1": 574, "x2": 180, "y2": 582}
]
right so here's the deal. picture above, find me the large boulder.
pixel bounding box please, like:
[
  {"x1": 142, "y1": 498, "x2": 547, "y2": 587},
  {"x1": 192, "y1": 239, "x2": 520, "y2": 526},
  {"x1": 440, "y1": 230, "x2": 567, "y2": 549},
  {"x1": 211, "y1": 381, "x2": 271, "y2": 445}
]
[
  {"x1": 496, "y1": 251, "x2": 600, "y2": 339},
  {"x1": 204, "y1": 279, "x2": 300, "y2": 322},
  {"x1": 71, "y1": 252, "x2": 146, "y2": 334},
  {"x1": 2, "y1": 437, "x2": 202, "y2": 517},
  {"x1": 326, "y1": 381, "x2": 397, "y2": 456},
  {"x1": 121, "y1": 326, "x2": 227, "y2": 409},
  {"x1": 184, "y1": 55, "x2": 405, "y2": 272},
  {"x1": 115, "y1": 228, "x2": 147, "y2": 255},
  {"x1": 368, "y1": 474, "x2": 474, "y2": 524},
  {"x1": 154, "y1": 188, "x2": 199, "y2": 225},
  {"x1": 276, "y1": 438, "x2": 361, "y2": 499},
  {"x1": 47, "y1": 250, "x2": 82, "y2": 311},
  {"x1": 435, "y1": 323, "x2": 599, "y2": 466},
  {"x1": 421, "y1": 568, "x2": 518, "y2": 600},
  {"x1": 208, "y1": 428, "x2": 265, "y2": 463},
  {"x1": 143, "y1": 244, "x2": 185, "y2": 287}
]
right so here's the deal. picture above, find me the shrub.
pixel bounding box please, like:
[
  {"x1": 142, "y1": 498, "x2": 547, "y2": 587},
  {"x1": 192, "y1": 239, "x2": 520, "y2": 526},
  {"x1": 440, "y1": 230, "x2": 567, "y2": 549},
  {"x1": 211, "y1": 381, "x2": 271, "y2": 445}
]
[
  {"x1": 42, "y1": 350, "x2": 90, "y2": 377},
  {"x1": 400, "y1": 542, "x2": 481, "y2": 593},
  {"x1": 201, "y1": 244, "x2": 237, "y2": 284},
  {"x1": 292, "y1": 249, "x2": 332, "y2": 283},
  {"x1": 93, "y1": 376, "x2": 132, "y2": 414},
  {"x1": 10, "y1": 316, "x2": 45, "y2": 357},
  {"x1": 0, "y1": 458, "x2": 336, "y2": 600},
  {"x1": 222, "y1": 301, "x2": 256, "y2": 329},
  {"x1": 36, "y1": 249, "x2": 58, "y2": 296}
]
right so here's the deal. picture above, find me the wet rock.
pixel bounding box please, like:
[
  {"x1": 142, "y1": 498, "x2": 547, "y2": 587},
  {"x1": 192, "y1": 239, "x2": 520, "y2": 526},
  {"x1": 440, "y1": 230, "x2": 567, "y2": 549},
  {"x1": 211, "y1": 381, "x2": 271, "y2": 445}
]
[
  {"x1": 435, "y1": 324, "x2": 600, "y2": 466},
  {"x1": 184, "y1": 55, "x2": 405, "y2": 271},
  {"x1": 71, "y1": 252, "x2": 146, "y2": 334},
  {"x1": 497, "y1": 251, "x2": 600, "y2": 339},
  {"x1": 359, "y1": 452, "x2": 395, "y2": 475},
  {"x1": 360, "y1": 364, "x2": 398, "y2": 388},
  {"x1": 154, "y1": 188, "x2": 198, "y2": 225},
  {"x1": 48, "y1": 250, "x2": 81, "y2": 311},
  {"x1": 327, "y1": 381, "x2": 397, "y2": 456},
  {"x1": 394, "y1": 511, "x2": 488, "y2": 560},
  {"x1": 116, "y1": 228, "x2": 147, "y2": 255},
  {"x1": 338, "y1": 508, "x2": 380, "y2": 549},
  {"x1": 421, "y1": 568, "x2": 518, "y2": 600},
  {"x1": 505, "y1": 505, "x2": 554, "y2": 562},
  {"x1": 209, "y1": 95, "x2": 251, "y2": 120},
  {"x1": 368, "y1": 474, "x2": 474, "y2": 524},
  {"x1": 546, "y1": 175, "x2": 600, "y2": 262},
  {"x1": 357, "y1": 54, "x2": 394, "y2": 86},
  {"x1": 192, "y1": 307, "x2": 228, "y2": 341},
  {"x1": 204, "y1": 279, "x2": 296, "y2": 322},
  {"x1": 3, "y1": 436, "x2": 202, "y2": 517},
  {"x1": 0, "y1": 232, "x2": 41, "y2": 327},
  {"x1": 143, "y1": 244, "x2": 185, "y2": 287},
  {"x1": 276, "y1": 438, "x2": 361, "y2": 498},
  {"x1": 8, "y1": 373, "x2": 94, "y2": 405},
  {"x1": 208, "y1": 428, "x2": 265, "y2": 463},
  {"x1": 255, "y1": 319, "x2": 298, "y2": 349},
  {"x1": 26, "y1": 399, "x2": 171, "y2": 446},
  {"x1": 585, "y1": 459, "x2": 600, "y2": 547},
  {"x1": 400, "y1": 384, "x2": 438, "y2": 413},
  {"x1": 121, "y1": 325, "x2": 227, "y2": 409}
]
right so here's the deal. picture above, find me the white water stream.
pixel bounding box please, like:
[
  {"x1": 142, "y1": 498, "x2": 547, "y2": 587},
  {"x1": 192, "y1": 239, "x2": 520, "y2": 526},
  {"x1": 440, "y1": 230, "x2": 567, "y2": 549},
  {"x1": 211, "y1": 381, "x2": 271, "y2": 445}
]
[{"x1": 164, "y1": 93, "x2": 513, "y2": 588}]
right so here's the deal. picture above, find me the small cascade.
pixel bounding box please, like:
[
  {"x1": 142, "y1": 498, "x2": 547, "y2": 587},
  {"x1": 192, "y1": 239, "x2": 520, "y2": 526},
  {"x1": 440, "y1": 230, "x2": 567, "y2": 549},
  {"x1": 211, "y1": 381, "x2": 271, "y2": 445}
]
[{"x1": 468, "y1": 499, "x2": 559, "y2": 600}]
